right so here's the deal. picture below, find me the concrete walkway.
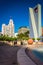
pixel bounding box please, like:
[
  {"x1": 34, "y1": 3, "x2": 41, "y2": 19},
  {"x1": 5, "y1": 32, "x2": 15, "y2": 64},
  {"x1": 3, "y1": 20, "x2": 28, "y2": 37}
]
[
  {"x1": 0, "y1": 45, "x2": 20, "y2": 65},
  {"x1": 17, "y1": 46, "x2": 36, "y2": 65}
]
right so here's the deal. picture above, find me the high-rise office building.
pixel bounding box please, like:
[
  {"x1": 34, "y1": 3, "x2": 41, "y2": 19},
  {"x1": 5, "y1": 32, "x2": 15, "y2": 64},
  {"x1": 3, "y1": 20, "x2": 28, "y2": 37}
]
[
  {"x1": 29, "y1": 4, "x2": 42, "y2": 41},
  {"x1": 2, "y1": 19, "x2": 14, "y2": 37}
]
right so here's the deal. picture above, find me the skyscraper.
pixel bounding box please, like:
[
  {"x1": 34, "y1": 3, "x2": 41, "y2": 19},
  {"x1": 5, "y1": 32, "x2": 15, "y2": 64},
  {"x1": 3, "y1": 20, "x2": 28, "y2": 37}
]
[
  {"x1": 29, "y1": 4, "x2": 42, "y2": 41},
  {"x1": 2, "y1": 19, "x2": 14, "y2": 37}
]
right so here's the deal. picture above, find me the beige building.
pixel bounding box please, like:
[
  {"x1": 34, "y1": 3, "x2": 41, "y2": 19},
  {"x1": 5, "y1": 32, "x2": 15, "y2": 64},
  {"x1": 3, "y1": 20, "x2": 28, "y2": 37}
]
[
  {"x1": 2, "y1": 19, "x2": 14, "y2": 37},
  {"x1": 18, "y1": 26, "x2": 29, "y2": 34},
  {"x1": 42, "y1": 27, "x2": 43, "y2": 36},
  {"x1": 0, "y1": 32, "x2": 2, "y2": 36}
]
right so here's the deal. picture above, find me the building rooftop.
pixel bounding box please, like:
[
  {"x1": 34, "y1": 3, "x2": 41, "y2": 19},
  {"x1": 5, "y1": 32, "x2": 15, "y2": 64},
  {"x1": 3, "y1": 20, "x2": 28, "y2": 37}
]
[{"x1": 19, "y1": 26, "x2": 28, "y2": 29}]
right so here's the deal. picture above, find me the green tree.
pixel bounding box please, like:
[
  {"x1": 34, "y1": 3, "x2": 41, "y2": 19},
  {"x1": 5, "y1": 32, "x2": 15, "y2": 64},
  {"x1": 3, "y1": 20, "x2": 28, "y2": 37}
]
[
  {"x1": 17, "y1": 33, "x2": 24, "y2": 40},
  {"x1": 24, "y1": 31, "x2": 29, "y2": 37},
  {"x1": 17, "y1": 30, "x2": 29, "y2": 40},
  {"x1": 37, "y1": 38, "x2": 40, "y2": 41}
]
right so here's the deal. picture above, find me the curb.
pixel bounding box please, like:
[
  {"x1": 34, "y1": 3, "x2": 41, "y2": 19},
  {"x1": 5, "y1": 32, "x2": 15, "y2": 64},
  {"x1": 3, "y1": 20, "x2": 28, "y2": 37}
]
[{"x1": 17, "y1": 47, "x2": 36, "y2": 65}]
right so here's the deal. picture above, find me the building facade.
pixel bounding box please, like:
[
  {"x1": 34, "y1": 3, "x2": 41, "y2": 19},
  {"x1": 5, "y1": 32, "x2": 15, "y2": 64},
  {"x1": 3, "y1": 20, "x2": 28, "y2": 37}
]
[
  {"x1": 0, "y1": 32, "x2": 2, "y2": 36},
  {"x1": 2, "y1": 19, "x2": 14, "y2": 37},
  {"x1": 29, "y1": 4, "x2": 42, "y2": 41},
  {"x1": 18, "y1": 26, "x2": 29, "y2": 34},
  {"x1": 42, "y1": 27, "x2": 43, "y2": 36}
]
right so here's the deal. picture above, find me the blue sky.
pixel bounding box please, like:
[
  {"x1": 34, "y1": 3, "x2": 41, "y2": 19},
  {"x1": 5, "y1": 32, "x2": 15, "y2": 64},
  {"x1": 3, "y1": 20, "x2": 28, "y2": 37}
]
[{"x1": 0, "y1": 0, "x2": 43, "y2": 32}]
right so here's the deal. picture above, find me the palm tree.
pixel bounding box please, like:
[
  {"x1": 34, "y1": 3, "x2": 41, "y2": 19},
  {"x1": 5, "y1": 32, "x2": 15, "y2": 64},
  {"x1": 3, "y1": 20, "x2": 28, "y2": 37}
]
[
  {"x1": 24, "y1": 31, "x2": 29, "y2": 37},
  {"x1": 17, "y1": 30, "x2": 30, "y2": 40},
  {"x1": 17, "y1": 33, "x2": 24, "y2": 40}
]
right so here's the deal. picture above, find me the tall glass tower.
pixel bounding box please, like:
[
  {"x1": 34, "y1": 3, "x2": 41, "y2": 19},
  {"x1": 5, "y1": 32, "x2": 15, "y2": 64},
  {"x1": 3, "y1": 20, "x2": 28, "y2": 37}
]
[{"x1": 29, "y1": 4, "x2": 42, "y2": 41}]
